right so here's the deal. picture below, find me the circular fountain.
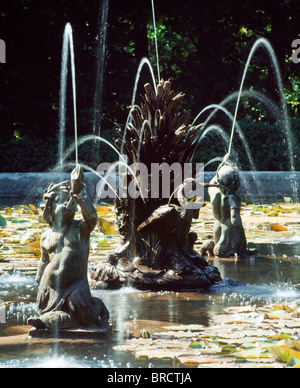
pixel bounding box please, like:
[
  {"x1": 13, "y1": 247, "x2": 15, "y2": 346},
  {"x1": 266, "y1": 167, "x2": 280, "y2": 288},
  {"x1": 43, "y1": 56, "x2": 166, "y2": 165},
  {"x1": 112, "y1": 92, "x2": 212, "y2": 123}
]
[{"x1": 1, "y1": 2, "x2": 300, "y2": 369}]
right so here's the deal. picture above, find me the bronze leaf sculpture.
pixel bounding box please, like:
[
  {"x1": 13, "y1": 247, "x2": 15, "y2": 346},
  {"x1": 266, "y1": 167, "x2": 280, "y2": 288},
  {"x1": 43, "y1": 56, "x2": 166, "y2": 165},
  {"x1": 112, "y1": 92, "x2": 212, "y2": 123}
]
[{"x1": 90, "y1": 80, "x2": 222, "y2": 290}]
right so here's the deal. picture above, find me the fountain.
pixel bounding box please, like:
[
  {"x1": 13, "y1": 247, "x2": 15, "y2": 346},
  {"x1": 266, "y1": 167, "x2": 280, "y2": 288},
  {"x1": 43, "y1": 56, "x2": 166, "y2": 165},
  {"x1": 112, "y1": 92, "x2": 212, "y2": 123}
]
[
  {"x1": 1, "y1": 1, "x2": 300, "y2": 370},
  {"x1": 89, "y1": 79, "x2": 222, "y2": 291},
  {"x1": 59, "y1": 23, "x2": 78, "y2": 168}
]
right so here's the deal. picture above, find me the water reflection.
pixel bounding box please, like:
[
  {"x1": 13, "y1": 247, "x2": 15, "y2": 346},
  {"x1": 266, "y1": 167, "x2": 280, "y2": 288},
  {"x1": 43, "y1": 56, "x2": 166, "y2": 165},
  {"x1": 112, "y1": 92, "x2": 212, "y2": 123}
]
[{"x1": 1, "y1": 243, "x2": 300, "y2": 368}]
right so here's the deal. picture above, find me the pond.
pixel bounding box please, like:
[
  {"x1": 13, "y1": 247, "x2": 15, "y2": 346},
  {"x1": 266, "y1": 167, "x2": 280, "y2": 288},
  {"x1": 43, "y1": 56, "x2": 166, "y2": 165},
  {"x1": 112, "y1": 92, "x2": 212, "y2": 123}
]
[{"x1": 1, "y1": 241, "x2": 300, "y2": 368}]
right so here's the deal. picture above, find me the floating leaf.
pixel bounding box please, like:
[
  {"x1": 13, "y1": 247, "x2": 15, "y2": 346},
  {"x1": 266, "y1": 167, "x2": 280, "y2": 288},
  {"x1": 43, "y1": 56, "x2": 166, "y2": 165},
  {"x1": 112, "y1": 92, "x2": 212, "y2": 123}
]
[
  {"x1": 270, "y1": 223, "x2": 287, "y2": 231},
  {"x1": 290, "y1": 357, "x2": 300, "y2": 367},
  {"x1": 189, "y1": 341, "x2": 204, "y2": 349},
  {"x1": 220, "y1": 345, "x2": 238, "y2": 355},
  {"x1": 233, "y1": 346, "x2": 271, "y2": 360},
  {"x1": 96, "y1": 206, "x2": 111, "y2": 215},
  {"x1": 21, "y1": 240, "x2": 41, "y2": 257},
  {"x1": 0, "y1": 215, "x2": 7, "y2": 227},
  {"x1": 5, "y1": 207, "x2": 12, "y2": 214},
  {"x1": 270, "y1": 333, "x2": 294, "y2": 340},
  {"x1": 38, "y1": 215, "x2": 47, "y2": 224},
  {"x1": 97, "y1": 238, "x2": 109, "y2": 246},
  {"x1": 0, "y1": 232, "x2": 11, "y2": 238},
  {"x1": 275, "y1": 339, "x2": 300, "y2": 351},
  {"x1": 26, "y1": 240, "x2": 41, "y2": 249},
  {"x1": 264, "y1": 309, "x2": 291, "y2": 320},
  {"x1": 97, "y1": 217, "x2": 117, "y2": 235},
  {"x1": 268, "y1": 211, "x2": 279, "y2": 217},
  {"x1": 268, "y1": 346, "x2": 300, "y2": 365},
  {"x1": 182, "y1": 360, "x2": 200, "y2": 366},
  {"x1": 20, "y1": 231, "x2": 32, "y2": 245},
  {"x1": 29, "y1": 204, "x2": 39, "y2": 215},
  {"x1": 11, "y1": 219, "x2": 28, "y2": 224}
]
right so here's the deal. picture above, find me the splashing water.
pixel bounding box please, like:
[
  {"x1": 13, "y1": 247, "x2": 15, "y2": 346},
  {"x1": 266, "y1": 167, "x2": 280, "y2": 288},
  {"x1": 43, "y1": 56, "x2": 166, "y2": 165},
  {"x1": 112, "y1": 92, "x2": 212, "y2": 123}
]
[
  {"x1": 59, "y1": 23, "x2": 78, "y2": 167},
  {"x1": 227, "y1": 38, "x2": 294, "y2": 174},
  {"x1": 121, "y1": 58, "x2": 157, "y2": 155},
  {"x1": 151, "y1": 0, "x2": 160, "y2": 82},
  {"x1": 93, "y1": 0, "x2": 109, "y2": 139},
  {"x1": 59, "y1": 134, "x2": 145, "y2": 202}
]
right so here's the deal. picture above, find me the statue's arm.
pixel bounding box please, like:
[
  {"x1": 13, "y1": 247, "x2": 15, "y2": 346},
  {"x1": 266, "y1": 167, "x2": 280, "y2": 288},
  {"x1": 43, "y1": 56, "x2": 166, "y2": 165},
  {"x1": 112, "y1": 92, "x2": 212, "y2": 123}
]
[
  {"x1": 210, "y1": 191, "x2": 221, "y2": 219},
  {"x1": 228, "y1": 194, "x2": 242, "y2": 226},
  {"x1": 73, "y1": 187, "x2": 98, "y2": 232},
  {"x1": 35, "y1": 234, "x2": 49, "y2": 284},
  {"x1": 69, "y1": 165, "x2": 97, "y2": 233}
]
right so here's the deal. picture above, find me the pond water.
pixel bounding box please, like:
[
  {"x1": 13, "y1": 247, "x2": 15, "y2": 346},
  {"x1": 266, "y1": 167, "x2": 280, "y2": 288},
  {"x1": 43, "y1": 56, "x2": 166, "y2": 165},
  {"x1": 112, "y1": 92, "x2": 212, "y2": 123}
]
[{"x1": 0, "y1": 242, "x2": 300, "y2": 368}]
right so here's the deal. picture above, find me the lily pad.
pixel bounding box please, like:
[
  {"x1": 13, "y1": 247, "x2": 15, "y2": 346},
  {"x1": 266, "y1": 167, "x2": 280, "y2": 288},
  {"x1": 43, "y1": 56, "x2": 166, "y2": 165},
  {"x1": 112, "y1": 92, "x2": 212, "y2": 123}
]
[
  {"x1": 268, "y1": 346, "x2": 300, "y2": 365},
  {"x1": 0, "y1": 215, "x2": 7, "y2": 227},
  {"x1": 97, "y1": 217, "x2": 117, "y2": 235},
  {"x1": 270, "y1": 223, "x2": 287, "y2": 231}
]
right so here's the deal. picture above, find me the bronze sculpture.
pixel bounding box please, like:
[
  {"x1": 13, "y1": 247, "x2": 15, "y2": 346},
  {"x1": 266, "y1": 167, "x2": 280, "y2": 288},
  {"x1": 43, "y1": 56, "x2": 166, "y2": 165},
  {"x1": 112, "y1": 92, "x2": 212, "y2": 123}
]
[
  {"x1": 90, "y1": 80, "x2": 222, "y2": 290},
  {"x1": 201, "y1": 163, "x2": 257, "y2": 258},
  {"x1": 28, "y1": 166, "x2": 109, "y2": 333}
]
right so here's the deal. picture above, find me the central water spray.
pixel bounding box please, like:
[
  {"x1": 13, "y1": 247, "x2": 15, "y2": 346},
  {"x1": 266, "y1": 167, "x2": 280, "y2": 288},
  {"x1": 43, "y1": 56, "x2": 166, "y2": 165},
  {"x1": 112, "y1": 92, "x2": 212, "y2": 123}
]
[
  {"x1": 151, "y1": 0, "x2": 160, "y2": 83},
  {"x1": 59, "y1": 23, "x2": 78, "y2": 167}
]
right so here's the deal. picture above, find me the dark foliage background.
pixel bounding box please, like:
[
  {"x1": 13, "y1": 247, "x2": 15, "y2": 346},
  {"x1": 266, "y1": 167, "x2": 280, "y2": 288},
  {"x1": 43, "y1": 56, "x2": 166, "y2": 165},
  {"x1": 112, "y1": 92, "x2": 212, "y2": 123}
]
[{"x1": 0, "y1": 0, "x2": 299, "y2": 171}]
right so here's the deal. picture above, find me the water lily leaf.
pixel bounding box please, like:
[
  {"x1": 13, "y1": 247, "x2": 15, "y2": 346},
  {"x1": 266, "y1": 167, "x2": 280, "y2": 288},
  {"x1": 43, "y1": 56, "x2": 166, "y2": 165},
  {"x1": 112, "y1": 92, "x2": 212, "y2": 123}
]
[
  {"x1": 233, "y1": 346, "x2": 271, "y2": 360},
  {"x1": 290, "y1": 357, "x2": 300, "y2": 367},
  {"x1": 264, "y1": 309, "x2": 291, "y2": 320},
  {"x1": 275, "y1": 339, "x2": 300, "y2": 350},
  {"x1": 182, "y1": 359, "x2": 200, "y2": 366},
  {"x1": 97, "y1": 217, "x2": 117, "y2": 235},
  {"x1": 20, "y1": 231, "x2": 32, "y2": 245},
  {"x1": 11, "y1": 219, "x2": 28, "y2": 224},
  {"x1": 38, "y1": 215, "x2": 47, "y2": 224},
  {"x1": 97, "y1": 238, "x2": 110, "y2": 246},
  {"x1": 29, "y1": 204, "x2": 39, "y2": 215},
  {"x1": 20, "y1": 240, "x2": 41, "y2": 257},
  {"x1": 223, "y1": 305, "x2": 256, "y2": 314},
  {"x1": 268, "y1": 346, "x2": 300, "y2": 365},
  {"x1": 189, "y1": 341, "x2": 204, "y2": 349},
  {"x1": 270, "y1": 223, "x2": 287, "y2": 231},
  {"x1": 268, "y1": 211, "x2": 279, "y2": 217},
  {"x1": 96, "y1": 206, "x2": 111, "y2": 215},
  {"x1": 270, "y1": 333, "x2": 294, "y2": 340},
  {"x1": 282, "y1": 304, "x2": 297, "y2": 313},
  {"x1": 5, "y1": 207, "x2": 12, "y2": 214},
  {"x1": 26, "y1": 240, "x2": 41, "y2": 249},
  {"x1": 163, "y1": 324, "x2": 205, "y2": 332},
  {"x1": 0, "y1": 232, "x2": 11, "y2": 238},
  {"x1": 135, "y1": 348, "x2": 191, "y2": 360},
  {"x1": 220, "y1": 345, "x2": 238, "y2": 355},
  {"x1": 0, "y1": 215, "x2": 7, "y2": 227}
]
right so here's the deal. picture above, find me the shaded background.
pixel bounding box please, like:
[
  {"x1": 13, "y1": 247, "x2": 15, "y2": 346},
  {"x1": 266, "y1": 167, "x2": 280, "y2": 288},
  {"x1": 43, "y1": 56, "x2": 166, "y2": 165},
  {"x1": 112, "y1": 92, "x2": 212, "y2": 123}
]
[{"x1": 0, "y1": 0, "x2": 299, "y2": 171}]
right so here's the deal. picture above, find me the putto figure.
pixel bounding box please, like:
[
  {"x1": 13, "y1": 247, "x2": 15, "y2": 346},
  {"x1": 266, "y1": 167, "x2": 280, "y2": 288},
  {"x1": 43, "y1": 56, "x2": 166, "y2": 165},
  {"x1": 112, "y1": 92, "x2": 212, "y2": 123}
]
[
  {"x1": 201, "y1": 163, "x2": 257, "y2": 258},
  {"x1": 28, "y1": 166, "x2": 109, "y2": 331}
]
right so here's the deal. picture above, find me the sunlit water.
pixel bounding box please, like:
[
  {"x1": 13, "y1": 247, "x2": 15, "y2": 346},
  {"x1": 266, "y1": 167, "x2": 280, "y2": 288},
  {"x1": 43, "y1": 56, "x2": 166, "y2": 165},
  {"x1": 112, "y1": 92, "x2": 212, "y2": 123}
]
[{"x1": 0, "y1": 242, "x2": 300, "y2": 368}]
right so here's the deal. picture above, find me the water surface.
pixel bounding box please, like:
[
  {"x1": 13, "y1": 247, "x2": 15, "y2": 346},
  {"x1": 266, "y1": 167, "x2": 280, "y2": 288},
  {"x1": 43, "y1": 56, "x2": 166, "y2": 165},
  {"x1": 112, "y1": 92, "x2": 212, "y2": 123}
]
[{"x1": 1, "y1": 242, "x2": 300, "y2": 368}]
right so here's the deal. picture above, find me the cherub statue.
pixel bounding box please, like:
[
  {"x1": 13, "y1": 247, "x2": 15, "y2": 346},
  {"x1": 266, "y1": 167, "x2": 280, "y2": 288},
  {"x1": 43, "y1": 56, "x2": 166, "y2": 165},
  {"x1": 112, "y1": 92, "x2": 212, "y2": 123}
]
[
  {"x1": 28, "y1": 166, "x2": 109, "y2": 330},
  {"x1": 201, "y1": 163, "x2": 256, "y2": 258}
]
